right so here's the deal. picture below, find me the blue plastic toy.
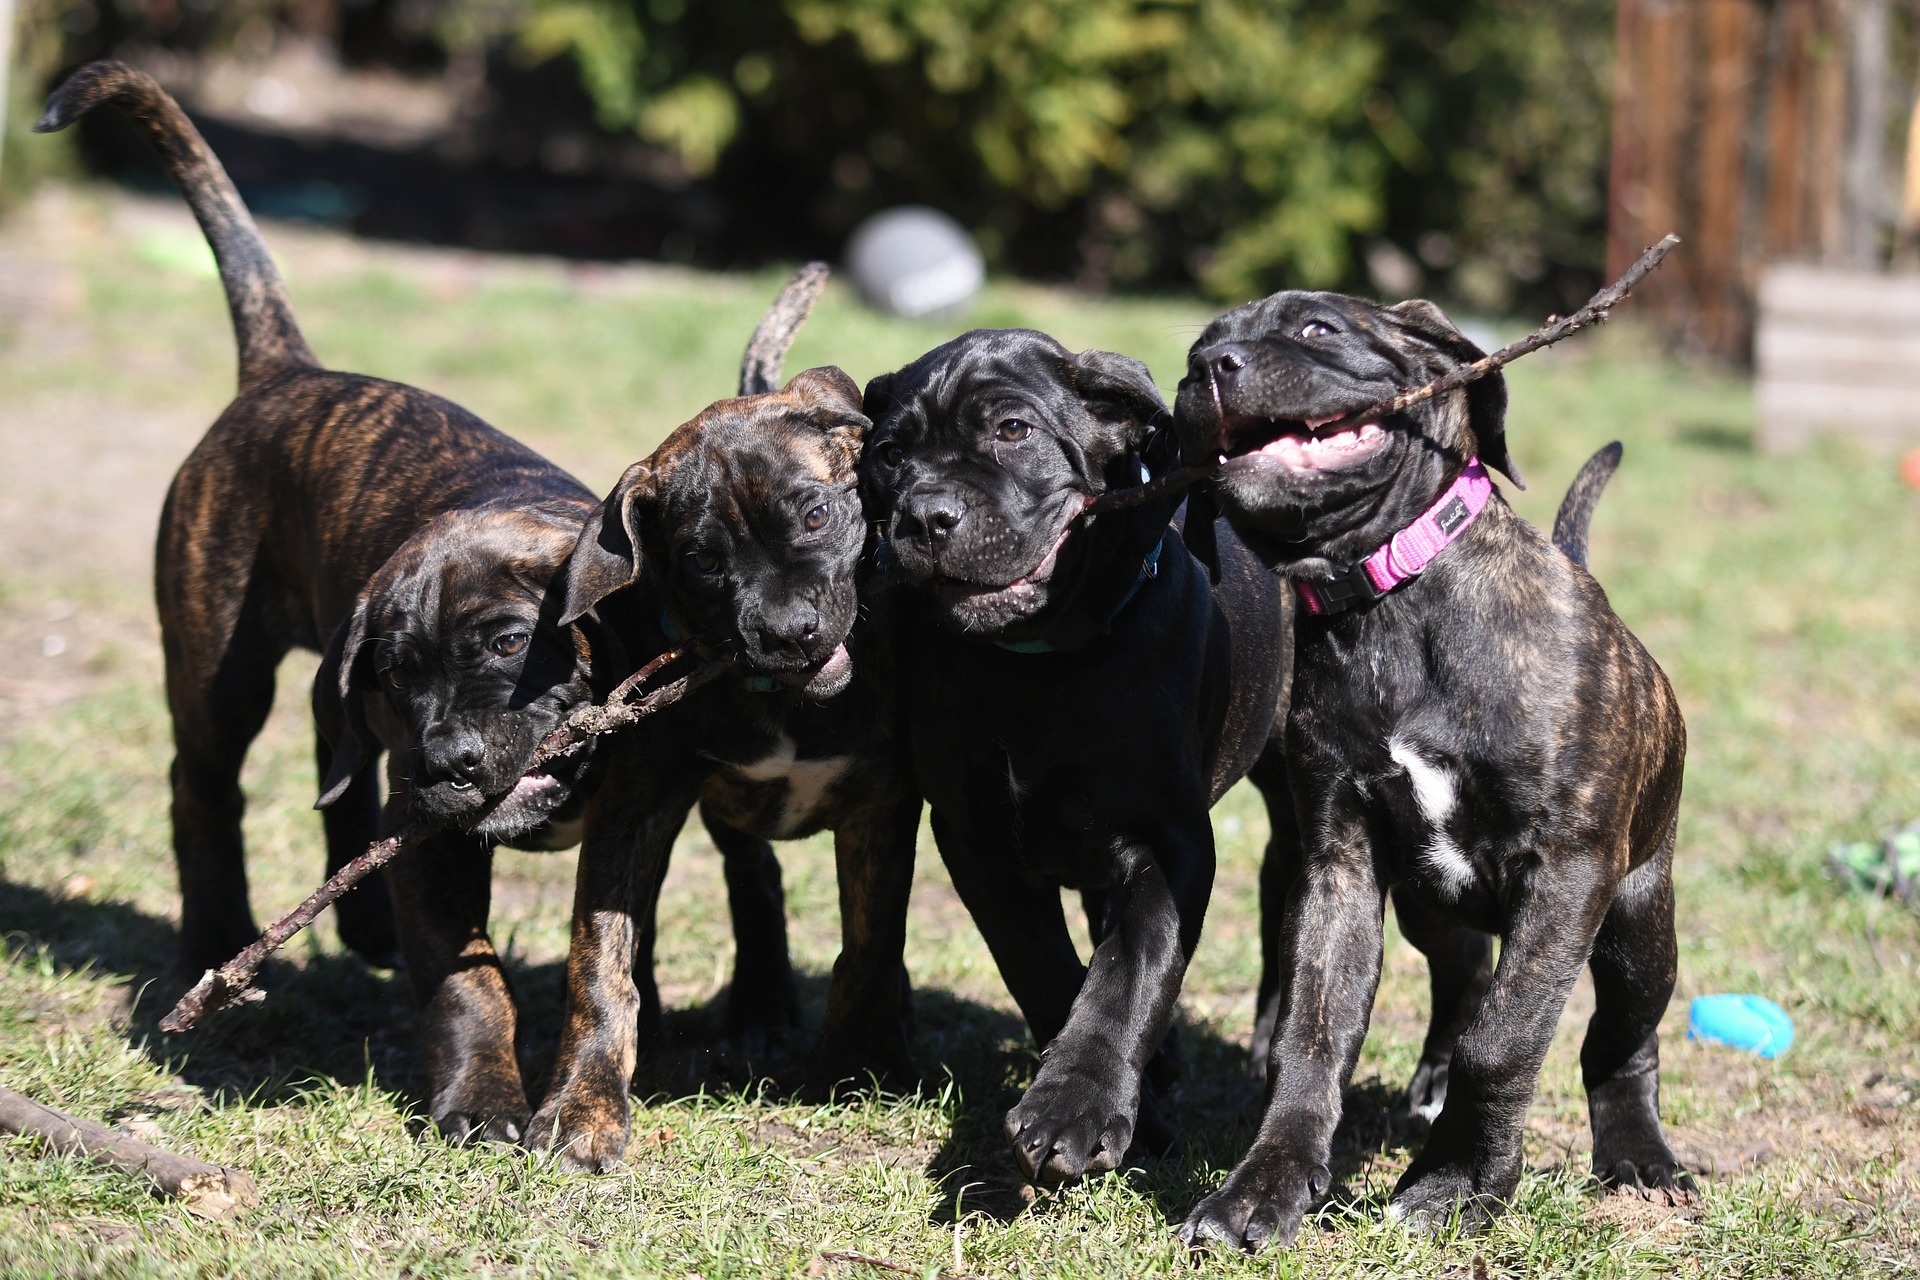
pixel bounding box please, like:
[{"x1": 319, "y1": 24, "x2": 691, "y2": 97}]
[{"x1": 1687, "y1": 994, "x2": 1794, "y2": 1059}]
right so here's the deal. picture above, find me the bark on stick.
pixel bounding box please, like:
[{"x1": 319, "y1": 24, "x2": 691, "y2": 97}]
[
  {"x1": 160, "y1": 650, "x2": 730, "y2": 1032},
  {"x1": 0, "y1": 1086, "x2": 258, "y2": 1218}
]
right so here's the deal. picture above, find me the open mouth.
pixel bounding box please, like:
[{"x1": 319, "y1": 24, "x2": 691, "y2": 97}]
[{"x1": 1216, "y1": 412, "x2": 1388, "y2": 472}]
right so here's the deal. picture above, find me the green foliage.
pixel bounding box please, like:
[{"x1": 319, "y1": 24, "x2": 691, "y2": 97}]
[{"x1": 2, "y1": 0, "x2": 81, "y2": 207}]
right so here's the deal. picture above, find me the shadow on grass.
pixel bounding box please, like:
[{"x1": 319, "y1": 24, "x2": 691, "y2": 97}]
[
  {"x1": 905, "y1": 989, "x2": 1433, "y2": 1230},
  {"x1": 2, "y1": 873, "x2": 1431, "y2": 1232}
]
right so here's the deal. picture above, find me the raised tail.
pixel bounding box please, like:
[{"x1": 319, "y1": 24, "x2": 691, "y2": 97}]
[
  {"x1": 739, "y1": 262, "x2": 829, "y2": 395},
  {"x1": 36, "y1": 61, "x2": 317, "y2": 386},
  {"x1": 1551, "y1": 441, "x2": 1623, "y2": 569}
]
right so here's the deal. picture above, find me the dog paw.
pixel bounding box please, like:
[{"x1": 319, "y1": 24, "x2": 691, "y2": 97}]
[
  {"x1": 1388, "y1": 1162, "x2": 1502, "y2": 1236},
  {"x1": 1004, "y1": 1065, "x2": 1138, "y2": 1186},
  {"x1": 1405, "y1": 1057, "x2": 1450, "y2": 1121},
  {"x1": 1595, "y1": 1150, "x2": 1700, "y2": 1203},
  {"x1": 723, "y1": 973, "x2": 804, "y2": 1060},
  {"x1": 1179, "y1": 1152, "x2": 1329, "y2": 1252},
  {"x1": 526, "y1": 1096, "x2": 629, "y2": 1174},
  {"x1": 433, "y1": 1100, "x2": 530, "y2": 1147},
  {"x1": 809, "y1": 1028, "x2": 918, "y2": 1100}
]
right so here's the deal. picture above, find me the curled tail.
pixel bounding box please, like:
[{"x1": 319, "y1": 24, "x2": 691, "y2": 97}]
[
  {"x1": 1551, "y1": 441, "x2": 1623, "y2": 569},
  {"x1": 36, "y1": 61, "x2": 316, "y2": 386},
  {"x1": 740, "y1": 262, "x2": 829, "y2": 395}
]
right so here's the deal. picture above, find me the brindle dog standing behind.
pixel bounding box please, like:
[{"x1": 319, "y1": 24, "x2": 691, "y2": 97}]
[
  {"x1": 1173, "y1": 291, "x2": 1690, "y2": 1249},
  {"x1": 36, "y1": 62, "x2": 796, "y2": 1145},
  {"x1": 530, "y1": 322, "x2": 920, "y2": 1173}
]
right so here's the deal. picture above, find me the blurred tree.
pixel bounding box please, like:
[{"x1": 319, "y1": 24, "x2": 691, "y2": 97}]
[{"x1": 17, "y1": 0, "x2": 1616, "y2": 310}]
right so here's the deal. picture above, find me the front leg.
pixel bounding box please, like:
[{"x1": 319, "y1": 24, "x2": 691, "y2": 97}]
[
  {"x1": 1182, "y1": 811, "x2": 1383, "y2": 1252},
  {"x1": 529, "y1": 754, "x2": 696, "y2": 1173},
  {"x1": 814, "y1": 786, "x2": 922, "y2": 1093},
  {"x1": 1390, "y1": 859, "x2": 1612, "y2": 1234},
  {"x1": 1005, "y1": 821, "x2": 1214, "y2": 1186},
  {"x1": 383, "y1": 819, "x2": 527, "y2": 1145}
]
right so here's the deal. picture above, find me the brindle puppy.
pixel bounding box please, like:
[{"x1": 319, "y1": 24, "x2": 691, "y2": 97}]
[
  {"x1": 1173, "y1": 292, "x2": 1690, "y2": 1249},
  {"x1": 857, "y1": 329, "x2": 1293, "y2": 1186},
  {"x1": 529, "y1": 358, "x2": 920, "y2": 1173},
  {"x1": 36, "y1": 62, "x2": 792, "y2": 1144}
]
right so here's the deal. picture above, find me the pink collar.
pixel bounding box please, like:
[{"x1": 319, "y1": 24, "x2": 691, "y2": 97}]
[{"x1": 1295, "y1": 458, "x2": 1493, "y2": 616}]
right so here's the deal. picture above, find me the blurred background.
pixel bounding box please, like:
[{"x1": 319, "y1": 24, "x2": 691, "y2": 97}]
[
  {"x1": 8, "y1": 2, "x2": 1920, "y2": 373},
  {"x1": 8, "y1": 0, "x2": 1912, "y2": 355}
]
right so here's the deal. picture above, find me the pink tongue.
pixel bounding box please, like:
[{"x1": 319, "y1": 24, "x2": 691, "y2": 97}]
[{"x1": 1253, "y1": 422, "x2": 1382, "y2": 469}]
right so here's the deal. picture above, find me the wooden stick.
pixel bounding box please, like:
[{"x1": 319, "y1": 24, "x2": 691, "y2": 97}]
[
  {"x1": 1082, "y1": 233, "x2": 1681, "y2": 516},
  {"x1": 160, "y1": 651, "x2": 732, "y2": 1033},
  {"x1": 0, "y1": 1085, "x2": 258, "y2": 1218}
]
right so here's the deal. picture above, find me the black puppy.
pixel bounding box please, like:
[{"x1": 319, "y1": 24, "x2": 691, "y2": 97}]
[
  {"x1": 39, "y1": 62, "x2": 790, "y2": 1145},
  {"x1": 859, "y1": 329, "x2": 1291, "y2": 1185},
  {"x1": 1174, "y1": 292, "x2": 1690, "y2": 1248},
  {"x1": 530, "y1": 316, "x2": 920, "y2": 1172}
]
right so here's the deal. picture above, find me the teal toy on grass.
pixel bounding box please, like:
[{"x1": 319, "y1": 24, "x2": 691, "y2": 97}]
[{"x1": 1688, "y1": 994, "x2": 1794, "y2": 1059}]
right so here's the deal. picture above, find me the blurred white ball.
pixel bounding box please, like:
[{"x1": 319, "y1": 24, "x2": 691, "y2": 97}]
[{"x1": 845, "y1": 207, "x2": 984, "y2": 317}]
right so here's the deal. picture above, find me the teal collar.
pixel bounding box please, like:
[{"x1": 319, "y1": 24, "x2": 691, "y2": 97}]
[
  {"x1": 994, "y1": 534, "x2": 1166, "y2": 655},
  {"x1": 659, "y1": 611, "x2": 779, "y2": 692}
]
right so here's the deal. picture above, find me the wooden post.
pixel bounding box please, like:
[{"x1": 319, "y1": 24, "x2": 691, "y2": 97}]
[
  {"x1": 1695, "y1": 0, "x2": 1760, "y2": 354},
  {"x1": 1844, "y1": 0, "x2": 1889, "y2": 266}
]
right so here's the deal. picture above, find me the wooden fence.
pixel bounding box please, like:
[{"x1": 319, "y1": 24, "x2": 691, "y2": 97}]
[{"x1": 1608, "y1": 0, "x2": 1899, "y2": 363}]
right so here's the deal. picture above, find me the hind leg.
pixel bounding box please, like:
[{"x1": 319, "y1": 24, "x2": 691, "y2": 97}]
[
  {"x1": 700, "y1": 801, "x2": 800, "y2": 1055},
  {"x1": 164, "y1": 612, "x2": 282, "y2": 976},
  {"x1": 1585, "y1": 825, "x2": 1693, "y2": 1195},
  {"x1": 1247, "y1": 747, "x2": 1300, "y2": 1079},
  {"x1": 1391, "y1": 886, "x2": 1493, "y2": 1120},
  {"x1": 315, "y1": 729, "x2": 399, "y2": 968}
]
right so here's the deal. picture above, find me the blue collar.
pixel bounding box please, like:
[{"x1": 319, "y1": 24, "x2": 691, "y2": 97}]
[
  {"x1": 994, "y1": 534, "x2": 1166, "y2": 655},
  {"x1": 659, "y1": 612, "x2": 779, "y2": 692}
]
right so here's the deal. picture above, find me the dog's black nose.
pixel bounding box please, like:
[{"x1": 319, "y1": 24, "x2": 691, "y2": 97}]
[
  {"x1": 1189, "y1": 342, "x2": 1248, "y2": 384},
  {"x1": 757, "y1": 603, "x2": 821, "y2": 660},
  {"x1": 900, "y1": 491, "x2": 964, "y2": 545},
  {"x1": 422, "y1": 727, "x2": 486, "y2": 788}
]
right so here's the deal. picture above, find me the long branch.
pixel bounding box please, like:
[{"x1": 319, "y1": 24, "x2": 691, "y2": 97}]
[
  {"x1": 1083, "y1": 232, "x2": 1680, "y2": 517},
  {"x1": 0, "y1": 1086, "x2": 259, "y2": 1217},
  {"x1": 160, "y1": 650, "x2": 730, "y2": 1033}
]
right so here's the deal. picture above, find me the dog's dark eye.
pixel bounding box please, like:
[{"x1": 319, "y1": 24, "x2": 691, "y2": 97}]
[
  {"x1": 1299, "y1": 321, "x2": 1336, "y2": 340},
  {"x1": 804, "y1": 503, "x2": 829, "y2": 532},
  {"x1": 995, "y1": 419, "x2": 1032, "y2": 443},
  {"x1": 383, "y1": 666, "x2": 410, "y2": 691},
  {"x1": 489, "y1": 632, "x2": 530, "y2": 659},
  {"x1": 877, "y1": 441, "x2": 905, "y2": 468},
  {"x1": 690, "y1": 549, "x2": 721, "y2": 574}
]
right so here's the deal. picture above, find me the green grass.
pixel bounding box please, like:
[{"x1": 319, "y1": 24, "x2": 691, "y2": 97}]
[{"x1": 0, "y1": 185, "x2": 1917, "y2": 1276}]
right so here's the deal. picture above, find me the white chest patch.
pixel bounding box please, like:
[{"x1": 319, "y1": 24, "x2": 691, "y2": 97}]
[
  {"x1": 728, "y1": 733, "x2": 852, "y2": 837},
  {"x1": 1387, "y1": 735, "x2": 1476, "y2": 896}
]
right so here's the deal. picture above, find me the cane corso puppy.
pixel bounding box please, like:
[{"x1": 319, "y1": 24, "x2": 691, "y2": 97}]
[
  {"x1": 529, "y1": 326, "x2": 920, "y2": 1173},
  {"x1": 1173, "y1": 290, "x2": 1690, "y2": 1248},
  {"x1": 38, "y1": 62, "x2": 791, "y2": 1144},
  {"x1": 857, "y1": 329, "x2": 1292, "y2": 1185}
]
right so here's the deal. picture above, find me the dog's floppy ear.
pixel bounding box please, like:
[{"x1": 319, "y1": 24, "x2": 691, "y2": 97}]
[
  {"x1": 860, "y1": 369, "x2": 900, "y2": 429},
  {"x1": 314, "y1": 609, "x2": 376, "y2": 809},
  {"x1": 561, "y1": 461, "x2": 652, "y2": 626},
  {"x1": 784, "y1": 366, "x2": 871, "y2": 473},
  {"x1": 1064, "y1": 349, "x2": 1170, "y2": 445},
  {"x1": 1385, "y1": 299, "x2": 1522, "y2": 489}
]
